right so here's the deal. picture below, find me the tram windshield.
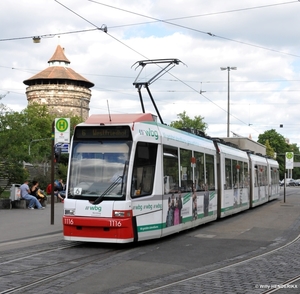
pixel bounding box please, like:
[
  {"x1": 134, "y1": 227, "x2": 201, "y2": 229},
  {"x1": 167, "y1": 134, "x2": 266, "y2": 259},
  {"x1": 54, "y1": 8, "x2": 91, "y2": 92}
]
[{"x1": 68, "y1": 140, "x2": 131, "y2": 200}]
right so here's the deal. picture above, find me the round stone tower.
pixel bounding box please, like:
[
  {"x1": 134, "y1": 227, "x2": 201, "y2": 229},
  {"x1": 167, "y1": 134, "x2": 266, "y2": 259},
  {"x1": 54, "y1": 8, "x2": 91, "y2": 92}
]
[{"x1": 23, "y1": 45, "x2": 94, "y2": 120}]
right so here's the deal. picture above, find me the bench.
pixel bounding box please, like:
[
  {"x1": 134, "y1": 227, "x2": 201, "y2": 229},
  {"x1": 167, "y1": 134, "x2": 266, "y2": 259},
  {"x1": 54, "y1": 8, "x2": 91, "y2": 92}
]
[
  {"x1": 11, "y1": 184, "x2": 52, "y2": 209},
  {"x1": 11, "y1": 198, "x2": 28, "y2": 209},
  {"x1": 9, "y1": 184, "x2": 61, "y2": 209}
]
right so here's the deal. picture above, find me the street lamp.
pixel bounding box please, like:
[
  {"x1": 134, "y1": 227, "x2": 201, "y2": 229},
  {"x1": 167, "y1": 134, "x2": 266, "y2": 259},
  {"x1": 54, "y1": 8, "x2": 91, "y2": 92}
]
[
  {"x1": 220, "y1": 66, "x2": 237, "y2": 137},
  {"x1": 28, "y1": 138, "x2": 52, "y2": 155}
]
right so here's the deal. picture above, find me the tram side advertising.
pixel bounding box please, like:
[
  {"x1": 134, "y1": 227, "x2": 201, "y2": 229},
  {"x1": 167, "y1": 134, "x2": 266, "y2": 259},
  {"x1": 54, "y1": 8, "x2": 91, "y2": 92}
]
[{"x1": 63, "y1": 113, "x2": 280, "y2": 244}]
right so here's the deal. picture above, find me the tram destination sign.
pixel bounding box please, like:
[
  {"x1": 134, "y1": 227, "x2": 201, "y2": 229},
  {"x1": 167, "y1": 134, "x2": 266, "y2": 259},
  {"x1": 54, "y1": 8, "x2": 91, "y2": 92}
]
[{"x1": 75, "y1": 126, "x2": 131, "y2": 140}]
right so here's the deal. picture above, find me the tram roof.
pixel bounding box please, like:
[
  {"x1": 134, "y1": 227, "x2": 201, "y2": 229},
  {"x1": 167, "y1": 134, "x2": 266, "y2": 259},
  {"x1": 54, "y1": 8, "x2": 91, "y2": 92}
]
[{"x1": 85, "y1": 113, "x2": 157, "y2": 125}]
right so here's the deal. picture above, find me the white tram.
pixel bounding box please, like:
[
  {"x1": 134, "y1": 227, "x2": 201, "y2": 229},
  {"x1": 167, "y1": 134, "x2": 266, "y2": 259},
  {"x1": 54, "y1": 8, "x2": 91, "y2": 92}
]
[{"x1": 63, "y1": 113, "x2": 279, "y2": 243}]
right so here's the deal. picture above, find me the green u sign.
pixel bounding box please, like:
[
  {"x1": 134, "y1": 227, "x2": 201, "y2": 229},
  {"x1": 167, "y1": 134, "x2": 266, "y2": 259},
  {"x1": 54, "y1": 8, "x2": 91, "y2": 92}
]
[{"x1": 56, "y1": 118, "x2": 69, "y2": 132}]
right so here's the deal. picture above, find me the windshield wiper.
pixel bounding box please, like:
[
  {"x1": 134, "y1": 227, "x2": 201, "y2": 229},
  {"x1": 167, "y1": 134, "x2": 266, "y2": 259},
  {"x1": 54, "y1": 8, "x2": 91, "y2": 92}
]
[
  {"x1": 93, "y1": 176, "x2": 122, "y2": 205},
  {"x1": 93, "y1": 161, "x2": 128, "y2": 205}
]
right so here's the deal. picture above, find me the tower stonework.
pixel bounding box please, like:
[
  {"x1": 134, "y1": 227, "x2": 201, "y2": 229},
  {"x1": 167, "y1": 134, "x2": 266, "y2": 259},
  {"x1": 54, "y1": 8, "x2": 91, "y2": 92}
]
[{"x1": 23, "y1": 45, "x2": 94, "y2": 120}]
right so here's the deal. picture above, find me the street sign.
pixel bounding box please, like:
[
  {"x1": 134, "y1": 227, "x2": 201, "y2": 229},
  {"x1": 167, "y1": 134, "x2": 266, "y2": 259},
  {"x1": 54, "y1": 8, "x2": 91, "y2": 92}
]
[
  {"x1": 55, "y1": 118, "x2": 70, "y2": 144},
  {"x1": 61, "y1": 143, "x2": 69, "y2": 153},
  {"x1": 55, "y1": 143, "x2": 69, "y2": 154},
  {"x1": 285, "y1": 152, "x2": 294, "y2": 169}
]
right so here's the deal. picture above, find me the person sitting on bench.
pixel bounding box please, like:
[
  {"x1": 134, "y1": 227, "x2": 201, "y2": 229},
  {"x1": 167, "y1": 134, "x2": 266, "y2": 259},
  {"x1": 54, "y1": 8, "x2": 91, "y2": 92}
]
[{"x1": 20, "y1": 180, "x2": 44, "y2": 210}]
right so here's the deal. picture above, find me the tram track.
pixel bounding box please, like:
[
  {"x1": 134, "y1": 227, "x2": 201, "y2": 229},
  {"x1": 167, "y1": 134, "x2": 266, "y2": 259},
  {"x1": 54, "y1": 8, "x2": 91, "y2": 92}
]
[
  {"x1": 1, "y1": 189, "x2": 299, "y2": 293},
  {"x1": 0, "y1": 240, "x2": 80, "y2": 264},
  {"x1": 0, "y1": 243, "x2": 92, "y2": 279},
  {"x1": 0, "y1": 260, "x2": 90, "y2": 294},
  {"x1": 136, "y1": 231, "x2": 300, "y2": 294},
  {"x1": 0, "y1": 240, "x2": 126, "y2": 294}
]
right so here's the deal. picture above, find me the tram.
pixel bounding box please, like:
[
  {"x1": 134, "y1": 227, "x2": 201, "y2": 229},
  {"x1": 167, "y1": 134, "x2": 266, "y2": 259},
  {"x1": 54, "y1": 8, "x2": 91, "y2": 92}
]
[{"x1": 62, "y1": 112, "x2": 280, "y2": 243}]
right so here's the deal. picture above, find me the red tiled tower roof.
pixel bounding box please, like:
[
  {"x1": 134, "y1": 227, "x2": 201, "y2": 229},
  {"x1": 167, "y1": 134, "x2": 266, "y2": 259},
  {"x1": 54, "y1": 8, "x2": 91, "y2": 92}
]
[
  {"x1": 48, "y1": 45, "x2": 70, "y2": 63},
  {"x1": 23, "y1": 45, "x2": 94, "y2": 88}
]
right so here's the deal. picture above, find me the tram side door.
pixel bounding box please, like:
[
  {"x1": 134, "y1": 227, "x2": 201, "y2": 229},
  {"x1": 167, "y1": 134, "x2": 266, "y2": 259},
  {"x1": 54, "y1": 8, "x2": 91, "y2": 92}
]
[{"x1": 131, "y1": 142, "x2": 163, "y2": 241}]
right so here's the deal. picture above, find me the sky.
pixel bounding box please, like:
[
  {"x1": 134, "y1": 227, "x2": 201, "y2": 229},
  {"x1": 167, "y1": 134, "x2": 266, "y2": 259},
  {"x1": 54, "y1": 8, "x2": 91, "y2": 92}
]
[{"x1": 1, "y1": 0, "x2": 300, "y2": 145}]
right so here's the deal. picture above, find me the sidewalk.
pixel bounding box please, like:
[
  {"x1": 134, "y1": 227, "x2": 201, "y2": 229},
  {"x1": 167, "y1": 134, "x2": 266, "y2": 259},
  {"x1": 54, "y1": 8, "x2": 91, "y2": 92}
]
[{"x1": 0, "y1": 202, "x2": 64, "y2": 247}]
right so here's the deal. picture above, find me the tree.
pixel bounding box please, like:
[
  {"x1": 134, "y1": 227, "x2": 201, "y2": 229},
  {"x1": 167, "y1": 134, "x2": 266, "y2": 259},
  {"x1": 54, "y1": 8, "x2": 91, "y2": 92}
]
[
  {"x1": 0, "y1": 104, "x2": 54, "y2": 192},
  {"x1": 258, "y1": 129, "x2": 287, "y2": 153},
  {"x1": 258, "y1": 129, "x2": 300, "y2": 179},
  {"x1": 170, "y1": 111, "x2": 208, "y2": 133},
  {"x1": 0, "y1": 101, "x2": 84, "y2": 194},
  {"x1": 0, "y1": 104, "x2": 26, "y2": 190},
  {"x1": 264, "y1": 139, "x2": 275, "y2": 158}
]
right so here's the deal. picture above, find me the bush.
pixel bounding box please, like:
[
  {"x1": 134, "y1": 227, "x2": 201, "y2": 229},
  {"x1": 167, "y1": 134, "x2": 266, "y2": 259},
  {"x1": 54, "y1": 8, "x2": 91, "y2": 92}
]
[{"x1": 0, "y1": 190, "x2": 10, "y2": 199}]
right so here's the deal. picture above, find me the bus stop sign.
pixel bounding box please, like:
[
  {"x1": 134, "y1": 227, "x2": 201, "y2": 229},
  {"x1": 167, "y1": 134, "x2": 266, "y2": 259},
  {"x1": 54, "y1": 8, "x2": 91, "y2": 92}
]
[{"x1": 55, "y1": 118, "x2": 70, "y2": 144}]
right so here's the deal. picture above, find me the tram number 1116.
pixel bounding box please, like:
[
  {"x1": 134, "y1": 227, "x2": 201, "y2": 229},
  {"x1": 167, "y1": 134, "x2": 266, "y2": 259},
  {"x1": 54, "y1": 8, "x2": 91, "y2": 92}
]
[{"x1": 110, "y1": 221, "x2": 122, "y2": 227}]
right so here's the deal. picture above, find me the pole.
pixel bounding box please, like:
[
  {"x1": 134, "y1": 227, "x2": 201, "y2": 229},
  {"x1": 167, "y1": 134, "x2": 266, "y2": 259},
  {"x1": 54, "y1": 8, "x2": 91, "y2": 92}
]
[
  {"x1": 51, "y1": 121, "x2": 55, "y2": 225},
  {"x1": 284, "y1": 172, "x2": 286, "y2": 203},
  {"x1": 221, "y1": 66, "x2": 236, "y2": 137},
  {"x1": 227, "y1": 69, "x2": 230, "y2": 137}
]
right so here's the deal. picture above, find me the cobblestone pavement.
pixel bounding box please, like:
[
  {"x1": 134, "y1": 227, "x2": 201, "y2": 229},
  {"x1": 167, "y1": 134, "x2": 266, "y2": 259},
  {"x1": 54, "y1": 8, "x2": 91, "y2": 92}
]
[{"x1": 1, "y1": 190, "x2": 300, "y2": 293}]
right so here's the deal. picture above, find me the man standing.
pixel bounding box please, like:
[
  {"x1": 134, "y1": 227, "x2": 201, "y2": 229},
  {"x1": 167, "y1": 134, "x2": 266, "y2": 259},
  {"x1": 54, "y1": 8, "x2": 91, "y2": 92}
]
[{"x1": 20, "y1": 180, "x2": 44, "y2": 210}]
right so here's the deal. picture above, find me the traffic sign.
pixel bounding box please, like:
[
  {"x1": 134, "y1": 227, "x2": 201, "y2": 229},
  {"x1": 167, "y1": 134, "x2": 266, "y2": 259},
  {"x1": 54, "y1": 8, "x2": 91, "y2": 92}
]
[
  {"x1": 61, "y1": 143, "x2": 69, "y2": 153},
  {"x1": 55, "y1": 143, "x2": 69, "y2": 154},
  {"x1": 285, "y1": 152, "x2": 294, "y2": 169},
  {"x1": 55, "y1": 118, "x2": 70, "y2": 144}
]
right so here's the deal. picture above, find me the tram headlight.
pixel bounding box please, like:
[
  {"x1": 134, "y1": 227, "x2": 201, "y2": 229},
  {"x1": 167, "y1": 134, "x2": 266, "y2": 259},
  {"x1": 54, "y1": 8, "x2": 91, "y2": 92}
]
[
  {"x1": 65, "y1": 209, "x2": 75, "y2": 215},
  {"x1": 113, "y1": 210, "x2": 132, "y2": 217}
]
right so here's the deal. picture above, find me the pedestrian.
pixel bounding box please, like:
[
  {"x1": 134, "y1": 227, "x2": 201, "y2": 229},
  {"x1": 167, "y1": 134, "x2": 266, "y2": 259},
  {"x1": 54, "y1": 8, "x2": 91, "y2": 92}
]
[
  {"x1": 30, "y1": 180, "x2": 47, "y2": 207},
  {"x1": 54, "y1": 179, "x2": 65, "y2": 202},
  {"x1": 20, "y1": 180, "x2": 44, "y2": 210}
]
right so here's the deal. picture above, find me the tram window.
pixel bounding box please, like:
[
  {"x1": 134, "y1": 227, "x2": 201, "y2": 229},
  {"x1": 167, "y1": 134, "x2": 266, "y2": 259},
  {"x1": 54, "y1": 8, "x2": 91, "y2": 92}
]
[
  {"x1": 254, "y1": 167, "x2": 258, "y2": 187},
  {"x1": 163, "y1": 145, "x2": 179, "y2": 194},
  {"x1": 243, "y1": 162, "x2": 249, "y2": 188},
  {"x1": 137, "y1": 145, "x2": 149, "y2": 159},
  {"x1": 69, "y1": 141, "x2": 130, "y2": 198},
  {"x1": 232, "y1": 160, "x2": 239, "y2": 189},
  {"x1": 263, "y1": 166, "x2": 267, "y2": 185},
  {"x1": 180, "y1": 149, "x2": 193, "y2": 193},
  {"x1": 131, "y1": 142, "x2": 157, "y2": 198},
  {"x1": 255, "y1": 165, "x2": 265, "y2": 187},
  {"x1": 195, "y1": 151, "x2": 205, "y2": 191},
  {"x1": 225, "y1": 158, "x2": 232, "y2": 189},
  {"x1": 271, "y1": 167, "x2": 278, "y2": 185},
  {"x1": 206, "y1": 154, "x2": 215, "y2": 191}
]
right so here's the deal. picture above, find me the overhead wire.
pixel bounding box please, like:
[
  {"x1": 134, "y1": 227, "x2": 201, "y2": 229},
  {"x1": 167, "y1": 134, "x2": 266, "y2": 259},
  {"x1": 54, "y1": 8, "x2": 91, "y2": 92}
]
[
  {"x1": 53, "y1": 0, "x2": 300, "y2": 135},
  {"x1": 54, "y1": 0, "x2": 100, "y2": 29},
  {"x1": 1, "y1": 0, "x2": 299, "y2": 58},
  {"x1": 2, "y1": 0, "x2": 299, "y2": 136},
  {"x1": 88, "y1": 0, "x2": 300, "y2": 58},
  {"x1": 96, "y1": 0, "x2": 298, "y2": 24},
  {"x1": 0, "y1": 28, "x2": 99, "y2": 42}
]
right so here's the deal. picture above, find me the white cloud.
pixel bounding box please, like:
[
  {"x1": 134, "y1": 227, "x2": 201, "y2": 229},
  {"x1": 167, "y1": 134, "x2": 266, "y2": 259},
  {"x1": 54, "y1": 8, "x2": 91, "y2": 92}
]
[{"x1": 1, "y1": 0, "x2": 300, "y2": 144}]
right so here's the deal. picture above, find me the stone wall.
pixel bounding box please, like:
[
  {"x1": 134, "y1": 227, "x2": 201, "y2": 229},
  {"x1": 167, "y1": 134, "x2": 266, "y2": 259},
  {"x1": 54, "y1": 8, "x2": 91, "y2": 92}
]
[{"x1": 26, "y1": 83, "x2": 91, "y2": 120}]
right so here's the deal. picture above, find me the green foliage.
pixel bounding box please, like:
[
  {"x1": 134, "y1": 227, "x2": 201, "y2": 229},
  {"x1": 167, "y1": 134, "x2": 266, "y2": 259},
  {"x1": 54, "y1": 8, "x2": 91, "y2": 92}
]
[
  {"x1": 56, "y1": 162, "x2": 68, "y2": 182},
  {"x1": 258, "y1": 129, "x2": 300, "y2": 179},
  {"x1": 264, "y1": 140, "x2": 275, "y2": 158},
  {"x1": 0, "y1": 103, "x2": 81, "y2": 190},
  {"x1": 170, "y1": 111, "x2": 208, "y2": 132},
  {"x1": 258, "y1": 130, "x2": 287, "y2": 154},
  {"x1": 0, "y1": 190, "x2": 10, "y2": 199}
]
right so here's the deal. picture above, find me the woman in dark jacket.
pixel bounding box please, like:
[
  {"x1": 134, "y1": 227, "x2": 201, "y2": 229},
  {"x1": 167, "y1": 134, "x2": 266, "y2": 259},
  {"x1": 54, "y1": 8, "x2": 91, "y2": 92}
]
[{"x1": 31, "y1": 180, "x2": 47, "y2": 207}]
